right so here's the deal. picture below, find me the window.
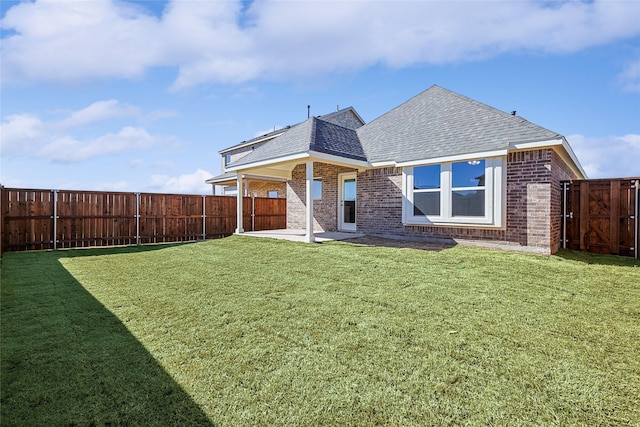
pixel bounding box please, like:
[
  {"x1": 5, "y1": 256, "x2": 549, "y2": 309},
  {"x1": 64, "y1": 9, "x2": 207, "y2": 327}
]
[
  {"x1": 451, "y1": 160, "x2": 485, "y2": 217},
  {"x1": 224, "y1": 154, "x2": 232, "y2": 165},
  {"x1": 313, "y1": 179, "x2": 322, "y2": 200},
  {"x1": 403, "y1": 157, "x2": 503, "y2": 226},
  {"x1": 223, "y1": 186, "x2": 237, "y2": 196},
  {"x1": 268, "y1": 190, "x2": 278, "y2": 198}
]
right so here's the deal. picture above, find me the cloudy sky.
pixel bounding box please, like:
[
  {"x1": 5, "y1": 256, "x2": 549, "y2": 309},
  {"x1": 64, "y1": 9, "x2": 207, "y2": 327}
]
[{"x1": 1, "y1": 0, "x2": 639, "y2": 194}]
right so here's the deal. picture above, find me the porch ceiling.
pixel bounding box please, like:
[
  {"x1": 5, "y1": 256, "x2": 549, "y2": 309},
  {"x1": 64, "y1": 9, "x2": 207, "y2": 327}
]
[{"x1": 226, "y1": 150, "x2": 370, "y2": 180}]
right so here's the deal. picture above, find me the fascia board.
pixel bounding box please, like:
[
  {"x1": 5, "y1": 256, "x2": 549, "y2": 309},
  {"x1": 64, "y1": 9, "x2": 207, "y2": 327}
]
[
  {"x1": 509, "y1": 137, "x2": 587, "y2": 179},
  {"x1": 558, "y1": 137, "x2": 588, "y2": 179},
  {"x1": 226, "y1": 152, "x2": 310, "y2": 172},
  {"x1": 370, "y1": 161, "x2": 397, "y2": 167},
  {"x1": 509, "y1": 138, "x2": 563, "y2": 150},
  {"x1": 307, "y1": 151, "x2": 371, "y2": 169},
  {"x1": 396, "y1": 149, "x2": 508, "y2": 167}
]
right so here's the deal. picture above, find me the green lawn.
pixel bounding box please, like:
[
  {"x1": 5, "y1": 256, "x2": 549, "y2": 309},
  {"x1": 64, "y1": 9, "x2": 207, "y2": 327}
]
[{"x1": 2, "y1": 236, "x2": 639, "y2": 426}]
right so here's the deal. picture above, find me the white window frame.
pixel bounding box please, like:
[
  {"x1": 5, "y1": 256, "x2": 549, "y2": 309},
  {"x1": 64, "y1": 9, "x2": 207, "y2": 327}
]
[
  {"x1": 402, "y1": 156, "x2": 505, "y2": 227},
  {"x1": 313, "y1": 178, "x2": 323, "y2": 200},
  {"x1": 223, "y1": 186, "x2": 238, "y2": 196}
]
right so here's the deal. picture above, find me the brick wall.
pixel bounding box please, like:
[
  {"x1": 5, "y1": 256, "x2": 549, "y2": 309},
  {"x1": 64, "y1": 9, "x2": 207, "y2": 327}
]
[
  {"x1": 246, "y1": 181, "x2": 286, "y2": 198},
  {"x1": 285, "y1": 150, "x2": 580, "y2": 254},
  {"x1": 357, "y1": 167, "x2": 404, "y2": 234},
  {"x1": 287, "y1": 162, "x2": 357, "y2": 231},
  {"x1": 355, "y1": 149, "x2": 579, "y2": 254},
  {"x1": 549, "y1": 150, "x2": 580, "y2": 253},
  {"x1": 506, "y1": 149, "x2": 553, "y2": 250}
]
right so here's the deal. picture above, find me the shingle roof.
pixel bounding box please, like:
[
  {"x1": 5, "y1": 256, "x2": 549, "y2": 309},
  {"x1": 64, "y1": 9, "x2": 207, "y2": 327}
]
[
  {"x1": 228, "y1": 117, "x2": 366, "y2": 168},
  {"x1": 222, "y1": 85, "x2": 565, "y2": 172},
  {"x1": 205, "y1": 171, "x2": 236, "y2": 183},
  {"x1": 356, "y1": 85, "x2": 561, "y2": 164}
]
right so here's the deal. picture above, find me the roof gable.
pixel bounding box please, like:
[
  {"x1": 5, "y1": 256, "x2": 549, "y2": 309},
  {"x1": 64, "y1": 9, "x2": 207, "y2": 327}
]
[{"x1": 356, "y1": 85, "x2": 561, "y2": 164}]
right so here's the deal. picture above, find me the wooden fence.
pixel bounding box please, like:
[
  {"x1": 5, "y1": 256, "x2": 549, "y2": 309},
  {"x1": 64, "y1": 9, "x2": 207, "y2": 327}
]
[
  {"x1": 562, "y1": 178, "x2": 639, "y2": 258},
  {"x1": 0, "y1": 187, "x2": 286, "y2": 253}
]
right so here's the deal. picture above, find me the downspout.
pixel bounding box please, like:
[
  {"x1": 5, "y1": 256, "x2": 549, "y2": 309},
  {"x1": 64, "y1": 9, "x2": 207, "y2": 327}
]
[{"x1": 562, "y1": 182, "x2": 567, "y2": 249}]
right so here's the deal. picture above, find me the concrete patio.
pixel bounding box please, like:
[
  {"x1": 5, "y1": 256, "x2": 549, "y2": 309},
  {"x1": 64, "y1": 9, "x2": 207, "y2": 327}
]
[{"x1": 242, "y1": 229, "x2": 365, "y2": 243}]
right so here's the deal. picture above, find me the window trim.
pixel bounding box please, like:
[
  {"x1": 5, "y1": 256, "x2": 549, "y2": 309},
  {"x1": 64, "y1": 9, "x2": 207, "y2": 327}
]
[
  {"x1": 402, "y1": 156, "x2": 504, "y2": 227},
  {"x1": 313, "y1": 178, "x2": 323, "y2": 200}
]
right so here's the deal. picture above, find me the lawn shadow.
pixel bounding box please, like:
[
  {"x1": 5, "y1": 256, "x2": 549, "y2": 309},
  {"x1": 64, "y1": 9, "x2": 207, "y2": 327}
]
[
  {"x1": 554, "y1": 248, "x2": 640, "y2": 267},
  {"x1": 338, "y1": 235, "x2": 457, "y2": 252},
  {"x1": 1, "y1": 246, "x2": 215, "y2": 426}
]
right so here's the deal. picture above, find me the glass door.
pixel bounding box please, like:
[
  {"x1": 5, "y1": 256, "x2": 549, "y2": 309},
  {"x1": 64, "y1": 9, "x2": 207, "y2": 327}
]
[{"x1": 339, "y1": 173, "x2": 356, "y2": 231}]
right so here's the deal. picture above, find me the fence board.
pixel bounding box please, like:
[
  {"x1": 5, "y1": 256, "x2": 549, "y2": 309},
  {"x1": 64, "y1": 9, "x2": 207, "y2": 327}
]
[
  {"x1": 1, "y1": 188, "x2": 286, "y2": 253},
  {"x1": 563, "y1": 178, "x2": 638, "y2": 258}
]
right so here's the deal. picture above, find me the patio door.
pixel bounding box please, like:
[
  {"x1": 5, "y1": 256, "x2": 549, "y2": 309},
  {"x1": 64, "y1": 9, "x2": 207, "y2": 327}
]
[{"x1": 339, "y1": 173, "x2": 357, "y2": 232}]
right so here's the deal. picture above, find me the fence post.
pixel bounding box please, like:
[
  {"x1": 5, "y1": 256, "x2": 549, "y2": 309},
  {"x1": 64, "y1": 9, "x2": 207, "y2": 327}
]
[
  {"x1": 251, "y1": 195, "x2": 255, "y2": 232},
  {"x1": 135, "y1": 192, "x2": 140, "y2": 245},
  {"x1": 635, "y1": 179, "x2": 638, "y2": 260},
  {"x1": 52, "y1": 189, "x2": 58, "y2": 250},
  {"x1": 202, "y1": 195, "x2": 206, "y2": 241}
]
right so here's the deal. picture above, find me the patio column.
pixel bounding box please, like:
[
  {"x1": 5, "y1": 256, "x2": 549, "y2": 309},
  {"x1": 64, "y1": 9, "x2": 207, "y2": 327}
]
[
  {"x1": 235, "y1": 173, "x2": 244, "y2": 234},
  {"x1": 305, "y1": 161, "x2": 315, "y2": 243}
]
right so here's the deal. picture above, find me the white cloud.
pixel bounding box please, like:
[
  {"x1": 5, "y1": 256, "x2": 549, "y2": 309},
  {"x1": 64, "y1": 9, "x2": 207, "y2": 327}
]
[
  {"x1": 148, "y1": 168, "x2": 213, "y2": 194},
  {"x1": 618, "y1": 59, "x2": 640, "y2": 93},
  {"x1": 2, "y1": 0, "x2": 639, "y2": 89},
  {"x1": 38, "y1": 126, "x2": 158, "y2": 162},
  {"x1": 0, "y1": 113, "x2": 45, "y2": 156},
  {"x1": 568, "y1": 133, "x2": 640, "y2": 179},
  {"x1": 55, "y1": 99, "x2": 140, "y2": 130},
  {"x1": 1, "y1": 100, "x2": 165, "y2": 162}
]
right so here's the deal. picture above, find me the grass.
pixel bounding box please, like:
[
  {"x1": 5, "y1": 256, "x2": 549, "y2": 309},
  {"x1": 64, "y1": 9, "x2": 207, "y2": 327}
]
[{"x1": 1, "y1": 236, "x2": 639, "y2": 426}]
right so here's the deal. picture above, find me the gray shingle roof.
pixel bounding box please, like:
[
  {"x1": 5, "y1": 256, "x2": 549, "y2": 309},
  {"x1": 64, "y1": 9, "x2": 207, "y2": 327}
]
[
  {"x1": 228, "y1": 117, "x2": 366, "y2": 168},
  {"x1": 205, "y1": 171, "x2": 236, "y2": 183},
  {"x1": 356, "y1": 85, "x2": 561, "y2": 164},
  {"x1": 223, "y1": 85, "x2": 564, "y2": 172}
]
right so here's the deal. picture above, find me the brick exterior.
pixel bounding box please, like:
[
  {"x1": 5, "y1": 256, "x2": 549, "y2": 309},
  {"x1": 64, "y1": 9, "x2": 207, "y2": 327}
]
[
  {"x1": 286, "y1": 149, "x2": 579, "y2": 254},
  {"x1": 245, "y1": 180, "x2": 286, "y2": 198},
  {"x1": 287, "y1": 163, "x2": 358, "y2": 231},
  {"x1": 549, "y1": 150, "x2": 580, "y2": 252}
]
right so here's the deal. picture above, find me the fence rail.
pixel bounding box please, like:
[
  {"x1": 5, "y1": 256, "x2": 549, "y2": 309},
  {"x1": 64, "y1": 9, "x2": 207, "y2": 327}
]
[
  {"x1": 562, "y1": 178, "x2": 639, "y2": 259},
  {"x1": 1, "y1": 187, "x2": 286, "y2": 253}
]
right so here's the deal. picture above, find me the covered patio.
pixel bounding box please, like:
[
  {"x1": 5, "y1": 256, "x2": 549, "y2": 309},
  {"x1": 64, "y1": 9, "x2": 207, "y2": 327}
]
[{"x1": 226, "y1": 116, "x2": 370, "y2": 243}]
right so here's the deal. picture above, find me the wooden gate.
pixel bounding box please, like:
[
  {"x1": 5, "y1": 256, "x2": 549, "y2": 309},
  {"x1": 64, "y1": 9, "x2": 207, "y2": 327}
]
[{"x1": 562, "y1": 179, "x2": 639, "y2": 258}]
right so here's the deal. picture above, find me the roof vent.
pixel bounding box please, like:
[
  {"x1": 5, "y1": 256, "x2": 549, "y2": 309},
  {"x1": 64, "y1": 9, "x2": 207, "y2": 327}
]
[{"x1": 511, "y1": 111, "x2": 517, "y2": 116}]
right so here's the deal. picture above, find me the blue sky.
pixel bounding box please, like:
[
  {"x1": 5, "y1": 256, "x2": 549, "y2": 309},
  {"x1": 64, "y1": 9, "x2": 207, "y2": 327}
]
[{"x1": 1, "y1": 0, "x2": 639, "y2": 194}]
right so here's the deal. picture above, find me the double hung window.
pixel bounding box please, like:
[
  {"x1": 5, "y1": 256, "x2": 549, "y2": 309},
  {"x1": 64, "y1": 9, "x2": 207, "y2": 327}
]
[{"x1": 403, "y1": 157, "x2": 503, "y2": 226}]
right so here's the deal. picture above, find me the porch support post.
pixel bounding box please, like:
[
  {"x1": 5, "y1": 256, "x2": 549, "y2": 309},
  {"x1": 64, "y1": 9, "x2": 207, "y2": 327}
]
[
  {"x1": 235, "y1": 173, "x2": 244, "y2": 234},
  {"x1": 305, "y1": 161, "x2": 315, "y2": 243}
]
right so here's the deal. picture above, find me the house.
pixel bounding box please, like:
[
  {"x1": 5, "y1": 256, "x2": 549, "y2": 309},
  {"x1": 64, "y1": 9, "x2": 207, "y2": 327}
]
[
  {"x1": 206, "y1": 107, "x2": 365, "y2": 198},
  {"x1": 206, "y1": 85, "x2": 586, "y2": 254}
]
